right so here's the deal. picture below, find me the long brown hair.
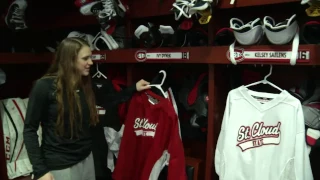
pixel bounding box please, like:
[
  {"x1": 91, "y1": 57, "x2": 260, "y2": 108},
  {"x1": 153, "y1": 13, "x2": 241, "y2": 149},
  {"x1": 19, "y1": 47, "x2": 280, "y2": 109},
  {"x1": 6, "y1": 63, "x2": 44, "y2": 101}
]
[{"x1": 44, "y1": 37, "x2": 98, "y2": 137}]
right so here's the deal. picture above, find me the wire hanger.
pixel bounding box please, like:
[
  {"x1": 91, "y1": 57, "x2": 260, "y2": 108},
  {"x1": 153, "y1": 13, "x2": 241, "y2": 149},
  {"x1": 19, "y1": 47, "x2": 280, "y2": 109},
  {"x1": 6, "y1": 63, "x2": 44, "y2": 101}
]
[
  {"x1": 92, "y1": 63, "x2": 107, "y2": 79},
  {"x1": 245, "y1": 65, "x2": 283, "y2": 92},
  {"x1": 147, "y1": 70, "x2": 168, "y2": 98}
]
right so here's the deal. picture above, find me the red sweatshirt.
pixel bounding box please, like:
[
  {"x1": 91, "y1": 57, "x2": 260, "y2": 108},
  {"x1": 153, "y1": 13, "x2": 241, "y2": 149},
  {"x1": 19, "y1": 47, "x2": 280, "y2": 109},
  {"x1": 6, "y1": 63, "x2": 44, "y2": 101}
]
[{"x1": 112, "y1": 90, "x2": 187, "y2": 180}]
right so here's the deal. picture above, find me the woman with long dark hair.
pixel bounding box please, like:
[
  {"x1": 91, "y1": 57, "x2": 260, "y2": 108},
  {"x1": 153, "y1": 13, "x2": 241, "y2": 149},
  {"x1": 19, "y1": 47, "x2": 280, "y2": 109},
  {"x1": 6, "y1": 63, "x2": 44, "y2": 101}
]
[{"x1": 23, "y1": 37, "x2": 150, "y2": 180}]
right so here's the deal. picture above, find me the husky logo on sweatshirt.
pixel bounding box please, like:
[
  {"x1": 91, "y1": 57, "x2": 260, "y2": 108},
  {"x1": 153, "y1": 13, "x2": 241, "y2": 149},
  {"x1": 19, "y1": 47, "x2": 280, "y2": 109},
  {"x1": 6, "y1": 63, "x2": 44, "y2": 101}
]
[
  {"x1": 133, "y1": 118, "x2": 158, "y2": 137},
  {"x1": 236, "y1": 122, "x2": 281, "y2": 151}
]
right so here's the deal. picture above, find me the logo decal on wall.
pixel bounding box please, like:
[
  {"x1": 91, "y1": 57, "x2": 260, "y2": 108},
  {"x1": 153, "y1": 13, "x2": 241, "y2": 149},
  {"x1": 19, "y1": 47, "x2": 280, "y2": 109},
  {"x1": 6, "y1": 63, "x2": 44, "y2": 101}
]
[{"x1": 226, "y1": 48, "x2": 245, "y2": 63}]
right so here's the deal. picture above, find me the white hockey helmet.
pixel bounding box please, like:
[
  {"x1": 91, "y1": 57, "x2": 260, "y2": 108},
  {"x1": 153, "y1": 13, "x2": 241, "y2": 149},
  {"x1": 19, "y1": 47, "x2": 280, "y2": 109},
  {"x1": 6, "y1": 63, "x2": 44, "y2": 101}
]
[
  {"x1": 263, "y1": 14, "x2": 298, "y2": 45},
  {"x1": 230, "y1": 18, "x2": 264, "y2": 45},
  {"x1": 263, "y1": 14, "x2": 299, "y2": 65}
]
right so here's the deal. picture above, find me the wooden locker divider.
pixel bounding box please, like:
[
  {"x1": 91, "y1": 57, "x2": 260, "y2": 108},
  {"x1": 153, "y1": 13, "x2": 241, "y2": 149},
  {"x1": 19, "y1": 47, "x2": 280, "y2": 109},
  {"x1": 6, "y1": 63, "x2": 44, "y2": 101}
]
[
  {"x1": 126, "y1": 64, "x2": 134, "y2": 86},
  {"x1": 205, "y1": 64, "x2": 215, "y2": 180}
]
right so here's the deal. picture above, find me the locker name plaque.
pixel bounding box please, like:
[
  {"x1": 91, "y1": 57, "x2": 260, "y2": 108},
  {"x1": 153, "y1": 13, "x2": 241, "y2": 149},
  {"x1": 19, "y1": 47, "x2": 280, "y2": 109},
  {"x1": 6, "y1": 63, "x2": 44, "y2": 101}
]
[
  {"x1": 135, "y1": 50, "x2": 189, "y2": 62},
  {"x1": 226, "y1": 47, "x2": 310, "y2": 63},
  {"x1": 91, "y1": 54, "x2": 106, "y2": 61}
]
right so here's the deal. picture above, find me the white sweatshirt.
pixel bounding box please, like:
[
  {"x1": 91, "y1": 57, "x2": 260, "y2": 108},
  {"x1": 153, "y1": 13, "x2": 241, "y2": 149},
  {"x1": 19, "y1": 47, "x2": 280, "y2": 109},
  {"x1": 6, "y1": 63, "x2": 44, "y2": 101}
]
[{"x1": 215, "y1": 86, "x2": 313, "y2": 180}]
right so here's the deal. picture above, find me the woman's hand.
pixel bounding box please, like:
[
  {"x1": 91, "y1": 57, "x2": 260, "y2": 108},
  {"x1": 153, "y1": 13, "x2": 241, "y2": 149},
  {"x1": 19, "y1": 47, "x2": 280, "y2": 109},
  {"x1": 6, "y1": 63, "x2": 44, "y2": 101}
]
[
  {"x1": 38, "y1": 172, "x2": 54, "y2": 180},
  {"x1": 136, "y1": 79, "x2": 151, "y2": 92}
]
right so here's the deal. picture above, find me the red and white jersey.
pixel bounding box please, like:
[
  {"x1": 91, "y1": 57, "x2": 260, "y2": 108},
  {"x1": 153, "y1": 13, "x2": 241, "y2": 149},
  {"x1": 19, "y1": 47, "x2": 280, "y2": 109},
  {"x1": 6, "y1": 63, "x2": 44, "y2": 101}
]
[
  {"x1": 112, "y1": 89, "x2": 187, "y2": 180},
  {"x1": 105, "y1": 88, "x2": 181, "y2": 172},
  {"x1": 215, "y1": 86, "x2": 313, "y2": 180}
]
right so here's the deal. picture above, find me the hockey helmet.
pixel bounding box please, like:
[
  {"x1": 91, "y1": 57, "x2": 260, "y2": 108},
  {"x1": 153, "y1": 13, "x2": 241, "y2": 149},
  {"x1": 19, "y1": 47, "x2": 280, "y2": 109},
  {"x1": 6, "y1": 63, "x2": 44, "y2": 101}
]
[
  {"x1": 301, "y1": 21, "x2": 320, "y2": 44},
  {"x1": 230, "y1": 17, "x2": 264, "y2": 45},
  {"x1": 178, "y1": 73, "x2": 208, "y2": 117},
  {"x1": 263, "y1": 14, "x2": 298, "y2": 45},
  {"x1": 229, "y1": 17, "x2": 264, "y2": 64},
  {"x1": 213, "y1": 28, "x2": 235, "y2": 46},
  {"x1": 134, "y1": 23, "x2": 162, "y2": 48},
  {"x1": 187, "y1": 27, "x2": 208, "y2": 47},
  {"x1": 263, "y1": 14, "x2": 299, "y2": 65}
]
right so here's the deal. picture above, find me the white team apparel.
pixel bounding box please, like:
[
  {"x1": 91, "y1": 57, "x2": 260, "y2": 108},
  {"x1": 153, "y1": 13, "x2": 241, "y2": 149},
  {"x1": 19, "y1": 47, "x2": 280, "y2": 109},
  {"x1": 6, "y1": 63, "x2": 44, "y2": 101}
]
[
  {"x1": 215, "y1": 86, "x2": 313, "y2": 180},
  {"x1": 104, "y1": 125, "x2": 124, "y2": 172}
]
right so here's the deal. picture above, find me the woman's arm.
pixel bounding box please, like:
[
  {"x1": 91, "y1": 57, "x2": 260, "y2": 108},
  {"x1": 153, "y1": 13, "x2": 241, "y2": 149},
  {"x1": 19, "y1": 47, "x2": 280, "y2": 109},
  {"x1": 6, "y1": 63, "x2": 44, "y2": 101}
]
[
  {"x1": 23, "y1": 79, "x2": 50, "y2": 179},
  {"x1": 95, "y1": 82, "x2": 137, "y2": 108},
  {"x1": 94, "y1": 79, "x2": 150, "y2": 108}
]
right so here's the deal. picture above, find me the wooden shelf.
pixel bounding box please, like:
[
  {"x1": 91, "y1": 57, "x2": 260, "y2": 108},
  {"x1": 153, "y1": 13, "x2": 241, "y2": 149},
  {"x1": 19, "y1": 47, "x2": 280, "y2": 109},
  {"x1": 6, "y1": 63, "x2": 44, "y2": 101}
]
[
  {"x1": 1, "y1": 0, "x2": 97, "y2": 30},
  {"x1": 29, "y1": 12, "x2": 97, "y2": 30},
  {"x1": 1, "y1": 13, "x2": 97, "y2": 30},
  {"x1": 0, "y1": 53, "x2": 52, "y2": 64},
  {"x1": 0, "y1": 45, "x2": 318, "y2": 65},
  {"x1": 129, "y1": 0, "x2": 174, "y2": 18},
  {"x1": 218, "y1": 0, "x2": 300, "y2": 9}
]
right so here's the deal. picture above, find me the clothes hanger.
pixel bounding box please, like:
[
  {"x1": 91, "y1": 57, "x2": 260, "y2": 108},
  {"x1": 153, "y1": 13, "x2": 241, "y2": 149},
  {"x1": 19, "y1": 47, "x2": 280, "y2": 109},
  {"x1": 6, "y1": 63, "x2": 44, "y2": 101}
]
[
  {"x1": 244, "y1": 65, "x2": 283, "y2": 92},
  {"x1": 150, "y1": 70, "x2": 170, "y2": 97},
  {"x1": 92, "y1": 63, "x2": 107, "y2": 79},
  {"x1": 147, "y1": 70, "x2": 168, "y2": 98}
]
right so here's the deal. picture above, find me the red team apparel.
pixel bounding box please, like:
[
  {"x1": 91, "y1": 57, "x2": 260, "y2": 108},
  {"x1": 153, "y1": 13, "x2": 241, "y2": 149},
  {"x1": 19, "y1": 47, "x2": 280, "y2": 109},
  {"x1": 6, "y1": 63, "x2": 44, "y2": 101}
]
[
  {"x1": 215, "y1": 86, "x2": 313, "y2": 180},
  {"x1": 113, "y1": 90, "x2": 187, "y2": 180}
]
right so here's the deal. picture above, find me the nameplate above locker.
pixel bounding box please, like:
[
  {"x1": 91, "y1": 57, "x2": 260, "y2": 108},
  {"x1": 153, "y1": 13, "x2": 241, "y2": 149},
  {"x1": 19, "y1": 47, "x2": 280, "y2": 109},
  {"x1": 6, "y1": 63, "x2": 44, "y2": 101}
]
[
  {"x1": 226, "y1": 47, "x2": 310, "y2": 64},
  {"x1": 135, "y1": 49, "x2": 190, "y2": 62},
  {"x1": 91, "y1": 54, "x2": 106, "y2": 61}
]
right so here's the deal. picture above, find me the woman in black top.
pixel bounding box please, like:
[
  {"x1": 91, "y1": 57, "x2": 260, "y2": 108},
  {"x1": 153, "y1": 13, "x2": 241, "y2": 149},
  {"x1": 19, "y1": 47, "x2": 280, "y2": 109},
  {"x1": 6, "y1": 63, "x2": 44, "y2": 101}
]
[{"x1": 23, "y1": 37, "x2": 150, "y2": 180}]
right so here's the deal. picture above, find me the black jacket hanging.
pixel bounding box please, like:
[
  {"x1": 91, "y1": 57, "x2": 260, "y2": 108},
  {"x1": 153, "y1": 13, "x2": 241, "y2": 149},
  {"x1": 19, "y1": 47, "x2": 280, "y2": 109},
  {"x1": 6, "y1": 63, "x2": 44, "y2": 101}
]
[{"x1": 91, "y1": 78, "x2": 136, "y2": 179}]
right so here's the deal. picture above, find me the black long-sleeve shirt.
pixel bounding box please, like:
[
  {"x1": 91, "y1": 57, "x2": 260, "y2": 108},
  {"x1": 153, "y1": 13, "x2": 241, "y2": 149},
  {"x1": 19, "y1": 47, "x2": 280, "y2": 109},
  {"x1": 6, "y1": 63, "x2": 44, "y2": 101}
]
[{"x1": 23, "y1": 77, "x2": 136, "y2": 179}]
